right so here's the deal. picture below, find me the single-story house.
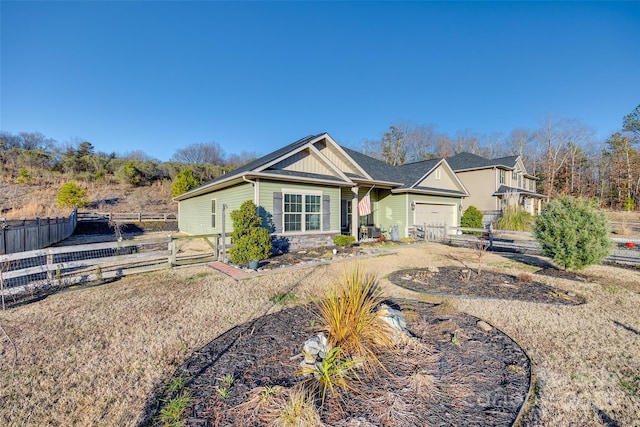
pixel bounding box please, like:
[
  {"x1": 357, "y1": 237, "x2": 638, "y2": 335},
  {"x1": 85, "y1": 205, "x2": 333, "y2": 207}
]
[
  {"x1": 446, "y1": 152, "x2": 547, "y2": 222},
  {"x1": 174, "y1": 133, "x2": 469, "y2": 249}
]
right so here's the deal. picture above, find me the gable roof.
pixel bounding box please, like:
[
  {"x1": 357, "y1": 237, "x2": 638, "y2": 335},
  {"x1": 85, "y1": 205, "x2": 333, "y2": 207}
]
[
  {"x1": 174, "y1": 133, "x2": 468, "y2": 201},
  {"x1": 447, "y1": 152, "x2": 519, "y2": 171}
]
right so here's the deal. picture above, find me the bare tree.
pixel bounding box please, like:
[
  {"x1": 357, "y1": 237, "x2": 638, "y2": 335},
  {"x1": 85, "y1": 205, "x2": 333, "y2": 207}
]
[
  {"x1": 171, "y1": 141, "x2": 226, "y2": 165},
  {"x1": 533, "y1": 115, "x2": 595, "y2": 197},
  {"x1": 226, "y1": 151, "x2": 258, "y2": 169}
]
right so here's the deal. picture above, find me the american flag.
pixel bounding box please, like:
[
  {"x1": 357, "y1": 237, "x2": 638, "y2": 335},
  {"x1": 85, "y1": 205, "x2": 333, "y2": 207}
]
[{"x1": 357, "y1": 191, "x2": 372, "y2": 216}]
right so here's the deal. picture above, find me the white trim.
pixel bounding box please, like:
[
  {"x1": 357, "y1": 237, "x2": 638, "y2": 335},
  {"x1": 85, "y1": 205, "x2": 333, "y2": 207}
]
[
  {"x1": 281, "y1": 187, "x2": 323, "y2": 195},
  {"x1": 282, "y1": 191, "x2": 323, "y2": 233},
  {"x1": 211, "y1": 198, "x2": 217, "y2": 229}
]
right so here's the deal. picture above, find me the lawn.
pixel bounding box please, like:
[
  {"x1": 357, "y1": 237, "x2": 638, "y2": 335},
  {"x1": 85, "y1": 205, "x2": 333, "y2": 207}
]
[{"x1": 0, "y1": 244, "x2": 638, "y2": 426}]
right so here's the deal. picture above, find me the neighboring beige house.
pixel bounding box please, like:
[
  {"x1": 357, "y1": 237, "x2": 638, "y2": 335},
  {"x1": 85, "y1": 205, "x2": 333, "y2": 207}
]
[{"x1": 446, "y1": 152, "x2": 547, "y2": 220}]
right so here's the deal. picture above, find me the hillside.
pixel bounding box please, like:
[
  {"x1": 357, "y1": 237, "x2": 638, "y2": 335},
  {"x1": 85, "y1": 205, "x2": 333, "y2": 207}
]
[{"x1": 0, "y1": 175, "x2": 176, "y2": 220}]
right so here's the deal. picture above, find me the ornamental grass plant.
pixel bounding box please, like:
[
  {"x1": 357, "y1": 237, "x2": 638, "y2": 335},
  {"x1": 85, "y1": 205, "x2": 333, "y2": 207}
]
[{"x1": 314, "y1": 264, "x2": 394, "y2": 372}]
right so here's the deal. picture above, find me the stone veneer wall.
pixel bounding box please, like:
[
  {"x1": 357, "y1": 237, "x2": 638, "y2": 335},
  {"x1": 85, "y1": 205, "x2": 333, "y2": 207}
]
[{"x1": 275, "y1": 233, "x2": 339, "y2": 251}]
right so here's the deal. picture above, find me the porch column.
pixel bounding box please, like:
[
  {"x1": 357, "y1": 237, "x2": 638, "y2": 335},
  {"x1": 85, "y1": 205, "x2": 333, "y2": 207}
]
[{"x1": 351, "y1": 186, "x2": 359, "y2": 240}]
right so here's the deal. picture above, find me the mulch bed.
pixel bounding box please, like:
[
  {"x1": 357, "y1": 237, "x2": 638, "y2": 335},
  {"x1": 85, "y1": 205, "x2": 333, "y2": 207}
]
[
  {"x1": 389, "y1": 267, "x2": 585, "y2": 305},
  {"x1": 146, "y1": 300, "x2": 531, "y2": 426}
]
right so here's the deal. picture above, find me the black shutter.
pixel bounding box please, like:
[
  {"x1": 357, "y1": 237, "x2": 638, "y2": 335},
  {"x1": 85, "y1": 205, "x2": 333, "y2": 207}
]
[
  {"x1": 273, "y1": 192, "x2": 283, "y2": 233},
  {"x1": 322, "y1": 195, "x2": 330, "y2": 231}
]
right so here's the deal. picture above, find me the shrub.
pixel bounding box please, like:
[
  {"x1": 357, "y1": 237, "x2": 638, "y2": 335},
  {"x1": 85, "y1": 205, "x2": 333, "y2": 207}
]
[
  {"x1": 533, "y1": 196, "x2": 611, "y2": 270},
  {"x1": 171, "y1": 167, "x2": 200, "y2": 197},
  {"x1": 15, "y1": 167, "x2": 33, "y2": 185},
  {"x1": 461, "y1": 205, "x2": 483, "y2": 234},
  {"x1": 333, "y1": 235, "x2": 355, "y2": 247},
  {"x1": 314, "y1": 264, "x2": 392, "y2": 371},
  {"x1": 56, "y1": 181, "x2": 89, "y2": 208},
  {"x1": 495, "y1": 206, "x2": 534, "y2": 231},
  {"x1": 228, "y1": 200, "x2": 272, "y2": 264}
]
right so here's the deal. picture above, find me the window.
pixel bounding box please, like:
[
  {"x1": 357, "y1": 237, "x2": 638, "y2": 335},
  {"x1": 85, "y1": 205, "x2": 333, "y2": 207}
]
[
  {"x1": 284, "y1": 194, "x2": 302, "y2": 232},
  {"x1": 211, "y1": 199, "x2": 216, "y2": 228},
  {"x1": 512, "y1": 170, "x2": 517, "y2": 180},
  {"x1": 499, "y1": 169, "x2": 505, "y2": 184},
  {"x1": 284, "y1": 193, "x2": 322, "y2": 232}
]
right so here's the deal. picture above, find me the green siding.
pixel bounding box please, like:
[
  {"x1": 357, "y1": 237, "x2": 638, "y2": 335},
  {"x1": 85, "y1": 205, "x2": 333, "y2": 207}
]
[
  {"x1": 178, "y1": 183, "x2": 253, "y2": 235},
  {"x1": 258, "y1": 180, "x2": 341, "y2": 233},
  {"x1": 377, "y1": 190, "x2": 408, "y2": 236}
]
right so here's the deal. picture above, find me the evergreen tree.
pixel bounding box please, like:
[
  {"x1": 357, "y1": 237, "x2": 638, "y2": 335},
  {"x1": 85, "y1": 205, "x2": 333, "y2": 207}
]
[{"x1": 533, "y1": 196, "x2": 611, "y2": 270}]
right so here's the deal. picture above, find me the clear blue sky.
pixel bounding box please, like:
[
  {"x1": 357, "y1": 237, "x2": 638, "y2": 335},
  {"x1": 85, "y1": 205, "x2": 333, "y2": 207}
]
[{"x1": 2, "y1": 1, "x2": 639, "y2": 161}]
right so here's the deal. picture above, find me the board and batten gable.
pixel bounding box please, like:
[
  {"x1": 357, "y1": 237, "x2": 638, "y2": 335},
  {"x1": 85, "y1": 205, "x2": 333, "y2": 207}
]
[
  {"x1": 417, "y1": 164, "x2": 461, "y2": 192},
  {"x1": 177, "y1": 183, "x2": 253, "y2": 235},
  {"x1": 257, "y1": 180, "x2": 341, "y2": 234}
]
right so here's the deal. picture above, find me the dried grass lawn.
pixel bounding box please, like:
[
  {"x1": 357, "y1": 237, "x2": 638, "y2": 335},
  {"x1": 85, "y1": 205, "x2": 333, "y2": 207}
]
[{"x1": 1, "y1": 243, "x2": 639, "y2": 426}]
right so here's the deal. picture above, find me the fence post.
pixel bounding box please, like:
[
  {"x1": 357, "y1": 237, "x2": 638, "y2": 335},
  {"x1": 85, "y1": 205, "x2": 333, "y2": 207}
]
[
  {"x1": 443, "y1": 222, "x2": 447, "y2": 243},
  {"x1": 489, "y1": 223, "x2": 494, "y2": 250},
  {"x1": 47, "y1": 252, "x2": 54, "y2": 283},
  {"x1": 168, "y1": 240, "x2": 176, "y2": 266},
  {"x1": 138, "y1": 213, "x2": 142, "y2": 222}
]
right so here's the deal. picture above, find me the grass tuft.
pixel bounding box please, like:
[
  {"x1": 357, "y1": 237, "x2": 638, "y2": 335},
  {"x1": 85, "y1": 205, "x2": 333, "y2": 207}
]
[
  {"x1": 269, "y1": 292, "x2": 298, "y2": 305},
  {"x1": 273, "y1": 387, "x2": 323, "y2": 427},
  {"x1": 299, "y1": 346, "x2": 360, "y2": 407},
  {"x1": 158, "y1": 392, "x2": 193, "y2": 427}
]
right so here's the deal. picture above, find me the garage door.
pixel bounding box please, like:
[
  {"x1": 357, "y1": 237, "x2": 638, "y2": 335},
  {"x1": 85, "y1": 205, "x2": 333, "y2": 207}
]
[{"x1": 414, "y1": 203, "x2": 456, "y2": 234}]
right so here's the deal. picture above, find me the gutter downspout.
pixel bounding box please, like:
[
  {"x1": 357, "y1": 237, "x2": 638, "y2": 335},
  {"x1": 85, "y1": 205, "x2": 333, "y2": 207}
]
[{"x1": 243, "y1": 176, "x2": 258, "y2": 204}]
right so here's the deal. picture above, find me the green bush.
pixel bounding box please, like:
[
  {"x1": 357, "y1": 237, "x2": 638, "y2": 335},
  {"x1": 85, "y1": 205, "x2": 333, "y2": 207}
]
[
  {"x1": 171, "y1": 167, "x2": 200, "y2": 197},
  {"x1": 495, "y1": 206, "x2": 534, "y2": 231},
  {"x1": 533, "y1": 196, "x2": 611, "y2": 270},
  {"x1": 115, "y1": 160, "x2": 142, "y2": 186},
  {"x1": 15, "y1": 167, "x2": 33, "y2": 185},
  {"x1": 228, "y1": 200, "x2": 272, "y2": 264},
  {"x1": 461, "y1": 206, "x2": 483, "y2": 234},
  {"x1": 56, "y1": 181, "x2": 89, "y2": 208},
  {"x1": 333, "y1": 235, "x2": 355, "y2": 247}
]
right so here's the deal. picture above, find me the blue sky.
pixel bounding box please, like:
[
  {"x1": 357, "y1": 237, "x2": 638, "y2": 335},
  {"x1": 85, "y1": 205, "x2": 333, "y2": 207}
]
[{"x1": 2, "y1": 1, "x2": 639, "y2": 161}]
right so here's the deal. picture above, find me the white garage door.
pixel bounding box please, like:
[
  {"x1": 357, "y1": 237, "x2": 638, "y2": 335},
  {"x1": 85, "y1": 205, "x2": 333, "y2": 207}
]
[{"x1": 414, "y1": 203, "x2": 456, "y2": 233}]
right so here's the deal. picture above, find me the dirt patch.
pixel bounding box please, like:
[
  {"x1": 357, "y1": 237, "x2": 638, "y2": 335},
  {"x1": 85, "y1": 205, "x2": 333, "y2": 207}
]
[
  {"x1": 147, "y1": 300, "x2": 531, "y2": 426},
  {"x1": 389, "y1": 266, "x2": 585, "y2": 305}
]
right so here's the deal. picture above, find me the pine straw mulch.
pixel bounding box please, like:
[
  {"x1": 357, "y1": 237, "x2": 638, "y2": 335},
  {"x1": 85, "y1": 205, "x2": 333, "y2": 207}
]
[
  {"x1": 389, "y1": 267, "x2": 586, "y2": 305},
  {"x1": 147, "y1": 300, "x2": 531, "y2": 426}
]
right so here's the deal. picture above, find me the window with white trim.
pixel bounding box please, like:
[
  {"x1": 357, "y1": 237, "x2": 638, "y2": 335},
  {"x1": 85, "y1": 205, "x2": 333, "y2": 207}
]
[
  {"x1": 499, "y1": 169, "x2": 505, "y2": 184},
  {"x1": 284, "y1": 193, "x2": 322, "y2": 232},
  {"x1": 211, "y1": 199, "x2": 216, "y2": 228}
]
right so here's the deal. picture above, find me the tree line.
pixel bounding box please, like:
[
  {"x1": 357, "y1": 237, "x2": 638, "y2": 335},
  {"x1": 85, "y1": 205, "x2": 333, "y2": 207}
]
[
  {"x1": 0, "y1": 132, "x2": 257, "y2": 189},
  {"x1": 2, "y1": 103, "x2": 639, "y2": 209},
  {"x1": 361, "y1": 105, "x2": 640, "y2": 210}
]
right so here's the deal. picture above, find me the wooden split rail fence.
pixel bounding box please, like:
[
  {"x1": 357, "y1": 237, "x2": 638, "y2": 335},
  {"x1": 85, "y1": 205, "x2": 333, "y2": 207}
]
[
  {"x1": 0, "y1": 233, "x2": 233, "y2": 302},
  {"x1": 77, "y1": 212, "x2": 177, "y2": 222},
  {"x1": 410, "y1": 224, "x2": 640, "y2": 265}
]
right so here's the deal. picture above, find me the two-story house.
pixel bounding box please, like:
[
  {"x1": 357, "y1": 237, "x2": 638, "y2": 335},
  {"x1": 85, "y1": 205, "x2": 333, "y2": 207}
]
[{"x1": 447, "y1": 152, "x2": 547, "y2": 222}]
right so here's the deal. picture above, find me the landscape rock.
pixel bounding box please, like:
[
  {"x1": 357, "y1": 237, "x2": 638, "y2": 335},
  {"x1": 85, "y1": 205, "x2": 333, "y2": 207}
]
[{"x1": 477, "y1": 320, "x2": 493, "y2": 332}]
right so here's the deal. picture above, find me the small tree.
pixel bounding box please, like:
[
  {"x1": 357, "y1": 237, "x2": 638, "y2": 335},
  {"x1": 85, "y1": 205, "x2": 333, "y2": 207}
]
[
  {"x1": 461, "y1": 206, "x2": 483, "y2": 234},
  {"x1": 228, "y1": 201, "x2": 272, "y2": 264},
  {"x1": 56, "y1": 182, "x2": 89, "y2": 208},
  {"x1": 533, "y1": 196, "x2": 611, "y2": 270},
  {"x1": 171, "y1": 167, "x2": 200, "y2": 197}
]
